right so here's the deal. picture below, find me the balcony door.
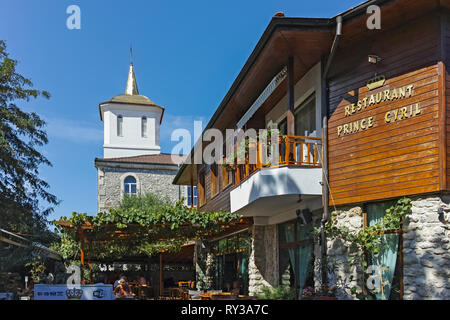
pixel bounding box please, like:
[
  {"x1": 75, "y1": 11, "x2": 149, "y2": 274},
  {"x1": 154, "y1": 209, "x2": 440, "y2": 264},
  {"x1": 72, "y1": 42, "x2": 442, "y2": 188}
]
[{"x1": 294, "y1": 94, "x2": 316, "y2": 138}]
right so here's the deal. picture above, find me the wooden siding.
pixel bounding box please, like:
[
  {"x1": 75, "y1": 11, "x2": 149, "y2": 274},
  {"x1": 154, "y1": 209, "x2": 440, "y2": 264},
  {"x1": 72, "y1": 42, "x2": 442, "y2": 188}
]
[
  {"x1": 328, "y1": 13, "x2": 443, "y2": 206},
  {"x1": 444, "y1": 13, "x2": 450, "y2": 190},
  {"x1": 197, "y1": 164, "x2": 232, "y2": 213}
]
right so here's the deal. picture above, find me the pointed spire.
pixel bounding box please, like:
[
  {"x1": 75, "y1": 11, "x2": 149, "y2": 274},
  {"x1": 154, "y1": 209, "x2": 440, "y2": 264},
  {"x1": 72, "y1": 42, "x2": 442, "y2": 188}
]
[{"x1": 125, "y1": 45, "x2": 139, "y2": 95}]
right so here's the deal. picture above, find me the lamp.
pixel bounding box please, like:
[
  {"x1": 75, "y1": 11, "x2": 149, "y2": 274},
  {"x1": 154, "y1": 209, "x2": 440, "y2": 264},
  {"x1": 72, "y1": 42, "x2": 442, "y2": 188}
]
[{"x1": 368, "y1": 55, "x2": 381, "y2": 64}]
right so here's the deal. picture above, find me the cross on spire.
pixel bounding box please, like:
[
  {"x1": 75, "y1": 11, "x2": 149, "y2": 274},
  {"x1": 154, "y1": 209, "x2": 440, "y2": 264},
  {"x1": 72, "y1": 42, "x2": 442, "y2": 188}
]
[{"x1": 125, "y1": 45, "x2": 139, "y2": 95}]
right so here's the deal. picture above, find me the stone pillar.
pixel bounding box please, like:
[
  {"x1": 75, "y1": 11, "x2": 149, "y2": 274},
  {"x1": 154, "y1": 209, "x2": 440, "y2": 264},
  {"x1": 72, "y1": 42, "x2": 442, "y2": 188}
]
[
  {"x1": 325, "y1": 206, "x2": 364, "y2": 300},
  {"x1": 194, "y1": 241, "x2": 215, "y2": 291},
  {"x1": 248, "y1": 225, "x2": 278, "y2": 296},
  {"x1": 402, "y1": 195, "x2": 450, "y2": 299}
]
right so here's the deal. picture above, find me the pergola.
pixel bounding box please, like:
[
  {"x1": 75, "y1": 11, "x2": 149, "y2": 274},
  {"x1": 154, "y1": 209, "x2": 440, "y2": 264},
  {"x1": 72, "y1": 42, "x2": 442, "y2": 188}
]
[{"x1": 56, "y1": 217, "x2": 253, "y2": 296}]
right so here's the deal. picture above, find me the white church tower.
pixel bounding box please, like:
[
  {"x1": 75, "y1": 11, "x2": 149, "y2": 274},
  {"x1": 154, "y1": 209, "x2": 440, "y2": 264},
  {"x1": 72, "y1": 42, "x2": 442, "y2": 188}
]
[{"x1": 98, "y1": 62, "x2": 164, "y2": 158}]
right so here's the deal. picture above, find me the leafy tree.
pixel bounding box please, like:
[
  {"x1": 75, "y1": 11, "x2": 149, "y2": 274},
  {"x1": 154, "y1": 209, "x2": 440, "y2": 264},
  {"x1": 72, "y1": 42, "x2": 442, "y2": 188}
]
[{"x1": 0, "y1": 40, "x2": 58, "y2": 270}]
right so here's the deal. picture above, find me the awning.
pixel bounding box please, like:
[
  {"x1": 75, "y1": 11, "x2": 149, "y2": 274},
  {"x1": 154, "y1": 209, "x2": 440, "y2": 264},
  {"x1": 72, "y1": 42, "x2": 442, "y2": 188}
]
[{"x1": 0, "y1": 228, "x2": 62, "y2": 261}]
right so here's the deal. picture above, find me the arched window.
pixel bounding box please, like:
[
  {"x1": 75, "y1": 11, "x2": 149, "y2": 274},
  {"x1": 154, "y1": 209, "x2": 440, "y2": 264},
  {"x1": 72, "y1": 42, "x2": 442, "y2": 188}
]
[
  {"x1": 117, "y1": 115, "x2": 123, "y2": 137},
  {"x1": 141, "y1": 116, "x2": 147, "y2": 138},
  {"x1": 124, "y1": 176, "x2": 137, "y2": 195}
]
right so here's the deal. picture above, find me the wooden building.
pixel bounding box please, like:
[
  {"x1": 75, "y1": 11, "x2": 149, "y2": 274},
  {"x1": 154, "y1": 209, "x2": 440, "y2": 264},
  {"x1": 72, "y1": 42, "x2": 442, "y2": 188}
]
[{"x1": 173, "y1": 0, "x2": 450, "y2": 299}]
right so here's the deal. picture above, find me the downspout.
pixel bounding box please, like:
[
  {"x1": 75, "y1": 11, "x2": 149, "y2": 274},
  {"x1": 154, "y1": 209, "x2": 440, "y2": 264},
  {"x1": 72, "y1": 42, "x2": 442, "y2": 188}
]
[{"x1": 321, "y1": 15, "x2": 342, "y2": 287}]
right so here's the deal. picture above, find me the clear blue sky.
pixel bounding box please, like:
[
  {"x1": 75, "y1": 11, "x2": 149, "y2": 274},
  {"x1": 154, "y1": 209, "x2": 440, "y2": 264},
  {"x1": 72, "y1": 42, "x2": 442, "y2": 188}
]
[{"x1": 0, "y1": 0, "x2": 361, "y2": 223}]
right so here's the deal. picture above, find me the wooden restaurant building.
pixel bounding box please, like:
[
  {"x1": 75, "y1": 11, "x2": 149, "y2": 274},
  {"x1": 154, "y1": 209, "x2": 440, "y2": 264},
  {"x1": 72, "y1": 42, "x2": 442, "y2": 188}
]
[{"x1": 173, "y1": 0, "x2": 450, "y2": 300}]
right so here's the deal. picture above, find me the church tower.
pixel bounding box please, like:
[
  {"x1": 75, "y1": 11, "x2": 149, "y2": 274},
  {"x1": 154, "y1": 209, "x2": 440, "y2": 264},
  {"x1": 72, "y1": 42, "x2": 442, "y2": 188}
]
[{"x1": 98, "y1": 62, "x2": 164, "y2": 158}]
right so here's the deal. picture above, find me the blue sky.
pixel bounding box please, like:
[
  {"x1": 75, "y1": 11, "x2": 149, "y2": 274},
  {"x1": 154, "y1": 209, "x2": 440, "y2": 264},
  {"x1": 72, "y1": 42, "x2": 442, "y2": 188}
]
[{"x1": 0, "y1": 0, "x2": 361, "y2": 223}]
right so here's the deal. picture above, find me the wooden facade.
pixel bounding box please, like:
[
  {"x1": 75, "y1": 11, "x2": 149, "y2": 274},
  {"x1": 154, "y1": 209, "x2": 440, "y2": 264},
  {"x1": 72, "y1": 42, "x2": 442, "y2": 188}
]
[
  {"x1": 176, "y1": 1, "x2": 450, "y2": 212},
  {"x1": 327, "y1": 11, "x2": 450, "y2": 206}
]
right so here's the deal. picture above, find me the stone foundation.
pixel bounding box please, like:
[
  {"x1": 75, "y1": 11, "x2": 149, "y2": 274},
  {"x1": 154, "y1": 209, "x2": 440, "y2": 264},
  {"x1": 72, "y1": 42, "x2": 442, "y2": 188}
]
[
  {"x1": 325, "y1": 206, "x2": 364, "y2": 300},
  {"x1": 325, "y1": 194, "x2": 450, "y2": 300},
  {"x1": 402, "y1": 195, "x2": 450, "y2": 299}
]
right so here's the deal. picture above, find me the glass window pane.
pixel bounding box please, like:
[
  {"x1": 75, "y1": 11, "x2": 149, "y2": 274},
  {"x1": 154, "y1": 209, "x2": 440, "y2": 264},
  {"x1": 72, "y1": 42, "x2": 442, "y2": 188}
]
[
  {"x1": 297, "y1": 243, "x2": 314, "y2": 294},
  {"x1": 295, "y1": 95, "x2": 316, "y2": 137},
  {"x1": 124, "y1": 176, "x2": 136, "y2": 184},
  {"x1": 279, "y1": 222, "x2": 295, "y2": 244},
  {"x1": 367, "y1": 201, "x2": 395, "y2": 227},
  {"x1": 124, "y1": 184, "x2": 130, "y2": 194},
  {"x1": 279, "y1": 119, "x2": 287, "y2": 136},
  {"x1": 142, "y1": 117, "x2": 147, "y2": 138},
  {"x1": 130, "y1": 184, "x2": 137, "y2": 194},
  {"x1": 279, "y1": 248, "x2": 295, "y2": 289},
  {"x1": 117, "y1": 115, "x2": 123, "y2": 136},
  {"x1": 296, "y1": 222, "x2": 313, "y2": 242}
]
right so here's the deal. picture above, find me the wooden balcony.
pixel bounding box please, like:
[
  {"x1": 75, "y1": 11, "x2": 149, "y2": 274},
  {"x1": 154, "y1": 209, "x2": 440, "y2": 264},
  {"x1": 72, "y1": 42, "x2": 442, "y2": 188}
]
[{"x1": 232, "y1": 135, "x2": 322, "y2": 187}]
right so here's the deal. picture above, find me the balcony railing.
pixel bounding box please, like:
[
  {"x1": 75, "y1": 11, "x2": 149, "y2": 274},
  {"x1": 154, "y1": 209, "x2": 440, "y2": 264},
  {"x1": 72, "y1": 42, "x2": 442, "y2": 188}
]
[{"x1": 232, "y1": 135, "x2": 322, "y2": 186}]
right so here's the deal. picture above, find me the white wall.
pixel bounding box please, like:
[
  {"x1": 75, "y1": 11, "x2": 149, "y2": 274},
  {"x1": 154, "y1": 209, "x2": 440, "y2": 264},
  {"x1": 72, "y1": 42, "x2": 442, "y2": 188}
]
[
  {"x1": 101, "y1": 103, "x2": 163, "y2": 158},
  {"x1": 230, "y1": 166, "x2": 322, "y2": 214}
]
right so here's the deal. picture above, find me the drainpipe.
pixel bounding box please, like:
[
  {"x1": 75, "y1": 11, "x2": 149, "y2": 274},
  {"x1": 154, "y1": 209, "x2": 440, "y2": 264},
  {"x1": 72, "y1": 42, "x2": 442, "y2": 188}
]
[{"x1": 321, "y1": 15, "x2": 342, "y2": 287}]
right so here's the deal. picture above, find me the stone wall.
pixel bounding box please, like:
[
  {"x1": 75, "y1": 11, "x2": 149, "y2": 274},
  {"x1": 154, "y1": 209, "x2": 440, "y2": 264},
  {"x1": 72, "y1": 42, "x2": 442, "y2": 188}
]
[
  {"x1": 402, "y1": 195, "x2": 450, "y2": 300},
  {"x1": 194, "y1": 241, "x2": 216, "y2": 291},
  {"x1": 248, "y1": 225, "x2": 278, "y2": 296},
  {"x1": 97, "y1": 165, "x2": 187, "y2": 212},
  {"x1": 325, "y1": 206, "x2": 364, "y2": 300},
  {"x1": 325, "y1": 194, "x2": 450, "y2": 300}
]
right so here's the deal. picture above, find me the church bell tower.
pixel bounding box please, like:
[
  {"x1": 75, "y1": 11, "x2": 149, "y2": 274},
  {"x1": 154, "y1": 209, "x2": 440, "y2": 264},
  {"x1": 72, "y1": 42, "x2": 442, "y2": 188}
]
[{"x1": 98, "y1": 61, "x2": 164, "y2": 158}]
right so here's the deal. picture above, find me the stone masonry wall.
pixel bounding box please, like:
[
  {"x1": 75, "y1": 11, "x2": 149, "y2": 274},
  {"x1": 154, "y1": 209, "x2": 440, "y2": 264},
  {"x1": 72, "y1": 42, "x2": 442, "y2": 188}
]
[
  {"x1": 326, "y1": 206, "x2": 364, "y2": 300},
  {"x1": 325, "y1": 194, "x2": 450, "y2": 300},
  {"x1": 97, "y1": 165, "x2": 187, "y2": 213},
  {"x1": 402, "y1": 195, "x2": 450, "y2": 299},
  {"x1": 248, "y1": 225, "x2": 278, "y2": 296}
]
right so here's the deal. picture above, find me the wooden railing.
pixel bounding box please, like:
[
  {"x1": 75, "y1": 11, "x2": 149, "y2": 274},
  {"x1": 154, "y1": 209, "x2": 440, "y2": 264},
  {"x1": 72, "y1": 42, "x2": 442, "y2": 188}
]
[{"x1": 233, "y1": 135, "x2": 322, "y2": 186}]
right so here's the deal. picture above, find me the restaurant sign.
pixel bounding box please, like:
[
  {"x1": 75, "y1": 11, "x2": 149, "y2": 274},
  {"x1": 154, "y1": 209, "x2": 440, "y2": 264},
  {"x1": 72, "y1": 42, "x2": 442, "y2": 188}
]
[{"x1": 337, "y1": 83, "x2": 421, "y2": 137}]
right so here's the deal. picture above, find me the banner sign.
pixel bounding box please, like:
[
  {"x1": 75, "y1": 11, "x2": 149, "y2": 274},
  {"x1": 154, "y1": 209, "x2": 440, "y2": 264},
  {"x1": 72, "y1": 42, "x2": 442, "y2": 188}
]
[{"x1": 34, "y1": 284, "x2": 115, "y2": 300}]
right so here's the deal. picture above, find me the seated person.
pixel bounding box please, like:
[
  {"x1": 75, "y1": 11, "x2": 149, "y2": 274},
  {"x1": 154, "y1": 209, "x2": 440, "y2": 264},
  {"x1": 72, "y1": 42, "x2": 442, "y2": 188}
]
[
  {"x1": 224, "y1": 282, "x2": 232, "y2": 292},
  {"x1": 139, "y1": 276, "x2": 148, "y2": 286},
  {"x1": 114, "y1": 277, "x2": 134, "y2": 299},
  {"x1": 231, "y1": 281, "x2": 240, "y2": 296}
]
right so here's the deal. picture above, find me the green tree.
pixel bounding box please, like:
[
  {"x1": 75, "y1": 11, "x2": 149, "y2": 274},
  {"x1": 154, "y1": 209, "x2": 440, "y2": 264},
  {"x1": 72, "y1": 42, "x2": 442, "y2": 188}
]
[{"x1": 0, "y1": 40, "x2": 58, "y2": 269}]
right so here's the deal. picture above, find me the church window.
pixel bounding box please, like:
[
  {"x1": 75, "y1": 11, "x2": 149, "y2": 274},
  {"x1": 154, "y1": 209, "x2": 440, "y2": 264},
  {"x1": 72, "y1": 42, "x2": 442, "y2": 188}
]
[
  {"x1": 141, "y1": 116, "x2": 147, "y2": 138},
  {"x1": 187, "y1": 186, "x2": 197, "y2": 207},
  {"x1": 117, "y1": 115, "x2": 123, "y2": 137},
  {"x1": 124, "y1": 176, "x2": 137, "y2": 195}
]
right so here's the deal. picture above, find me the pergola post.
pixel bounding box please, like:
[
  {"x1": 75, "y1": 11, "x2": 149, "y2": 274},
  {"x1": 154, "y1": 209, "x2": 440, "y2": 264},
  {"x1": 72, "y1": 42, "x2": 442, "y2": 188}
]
[
  {"x1": 79, "y1": 229, "x2": 85, "y2": 285},
  {"x1": 159, "y1": 252, "x2": 163, "y2": 297}
]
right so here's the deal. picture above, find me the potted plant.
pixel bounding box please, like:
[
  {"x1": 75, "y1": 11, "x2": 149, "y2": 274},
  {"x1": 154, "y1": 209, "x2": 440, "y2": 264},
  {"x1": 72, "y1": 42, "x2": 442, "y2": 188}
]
[{"x1": 221, "y1": 154, "x2": 237, "y2": 171}]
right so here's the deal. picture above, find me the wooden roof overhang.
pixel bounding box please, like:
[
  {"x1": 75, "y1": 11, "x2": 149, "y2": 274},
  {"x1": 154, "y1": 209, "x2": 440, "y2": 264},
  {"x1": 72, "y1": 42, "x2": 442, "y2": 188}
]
[
  {"x1": 173, "y1": 0, "x2": 450, "y2": 186},
  {"x1": 173, "y1": 18, "x2": 334, "y2": 186}
]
